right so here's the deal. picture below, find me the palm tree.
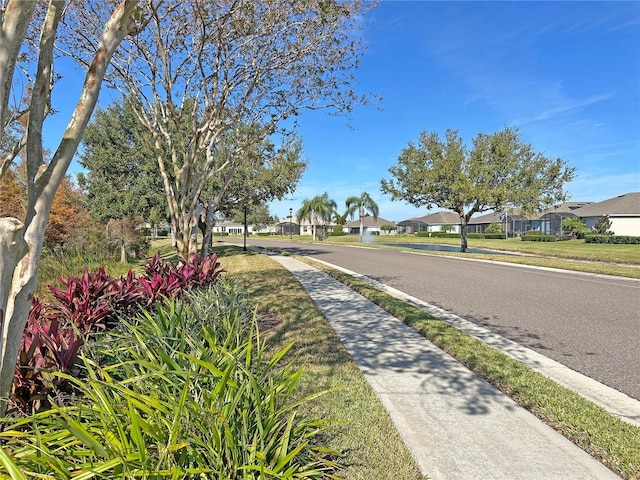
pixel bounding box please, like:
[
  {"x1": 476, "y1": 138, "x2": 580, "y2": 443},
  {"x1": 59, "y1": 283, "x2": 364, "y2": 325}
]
[
  {"x1": 345, "y1": 192, "x2": 379, "y2": 242},
  {"x1": 297, "y1": 192, "x2": 337, "y2": 241}
]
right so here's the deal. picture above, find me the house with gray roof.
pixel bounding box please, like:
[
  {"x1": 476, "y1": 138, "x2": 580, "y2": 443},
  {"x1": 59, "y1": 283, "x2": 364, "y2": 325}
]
[
  {"x1": 572, "y1": 192, "x2": 640, "y2": 236},
  {"x1": 396, "y1": 211, "x2": 460, "y2": 234},
  {"x1": 466, "y1": 209, "x2": 531, "y2": 237},
  {"x1": 343, "y1": 215, "x2": 396, "y2": 236}
]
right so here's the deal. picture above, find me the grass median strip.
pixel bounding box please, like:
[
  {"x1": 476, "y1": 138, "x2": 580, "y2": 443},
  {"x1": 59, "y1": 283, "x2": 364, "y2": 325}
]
[
  {"x1": 217, "y1": 247, "x2": 426, "y2": 480},
  {"x1": 299, "y1": 256, "x2": 640, "y2": 480}
]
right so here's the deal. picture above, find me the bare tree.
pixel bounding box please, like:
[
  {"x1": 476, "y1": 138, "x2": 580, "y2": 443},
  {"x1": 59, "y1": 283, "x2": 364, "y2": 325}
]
[
  {"x1": 78, "y1": 0, "x2": 375, "y2": 258},
  {"x1": 0, "y1": 0, "x2": 142, "y2": 416}
]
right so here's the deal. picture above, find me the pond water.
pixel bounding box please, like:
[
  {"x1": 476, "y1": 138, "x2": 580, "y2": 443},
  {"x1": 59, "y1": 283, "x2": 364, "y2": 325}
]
[{"x1": 382, "y1": 243, "x2": 517, "y2": 256}]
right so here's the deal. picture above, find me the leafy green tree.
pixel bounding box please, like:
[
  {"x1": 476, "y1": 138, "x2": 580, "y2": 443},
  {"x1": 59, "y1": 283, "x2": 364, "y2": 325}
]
[
  {"x1": 79, "y1": 100, "x2": 165, "y2": 224},
  {"x1": 227, "y1": 203, "x2": 278, "y2": 226},
  {"x1": 381, "y1": 127, "x2": 575, "y2": 252},
  {"x1": 83, "y1": 0, "x2": 376, "y2": 258},
  {"x1": 345, "y1": 192, "x2": 379, "y2": 242},
  {"x1": 485, "y1": 222, "x2": 503, "y2": 234},
  {"x1": 440, "y1": 223, "x2": 456, "y2": 233},
  {"x1": 78, "y1": 100, "x2": 165, "y2": 262},
  {"x1": 297, "y1": 193, "x2": 337, "y2": 241},
  {"x1": 198, "y1": 133, "x2": 306, "y2": 254},
  {"x1": 562, "y1": 217, "x2": 589, "y2": 239},
  {"x1": 594, "y1": 215, "x2": 613, "y2": 235}
]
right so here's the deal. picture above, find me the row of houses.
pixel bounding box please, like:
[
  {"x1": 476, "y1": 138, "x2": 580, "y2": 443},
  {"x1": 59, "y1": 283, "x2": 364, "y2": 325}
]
[{"x1": 213, "y1": 192, "x2": 640, "y2": 238}]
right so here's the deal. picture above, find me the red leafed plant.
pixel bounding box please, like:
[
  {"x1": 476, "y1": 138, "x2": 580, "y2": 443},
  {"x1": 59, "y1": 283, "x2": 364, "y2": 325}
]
[
  {"x1": 12, "y1": 299, "x2": 85, "y2": 414},
  {"x1": 10, "y1": 253, "x2": 224, "y2": 415},
  {"x1": 47, "y1": 267, "x2": 114, "y2": 334}
]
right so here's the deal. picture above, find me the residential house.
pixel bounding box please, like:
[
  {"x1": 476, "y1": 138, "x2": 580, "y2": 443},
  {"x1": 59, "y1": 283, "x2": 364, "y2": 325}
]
[
  {"x1": 572, "y1": 192, "x2": 640, "y2": 236},
  {"x1": 538, "y1": 202, "x2": 592, "y2": 236},
  {"x1": 466, "y1": 209, "x2": 531, "y2": 237},
  {"x1": 396, "y1": 211, "x2": 460, "y2": 234},
  {"x1": 344, "y1": 215, "x2": 396, "y2": 236},
  {"x1": 275, "y1": 216, "x2": 300, "y2": 236},
  {"x1": 212, "y1": 221, "x2": 246, "y2": 235},
  {"x1": 274, "y1": 216, "x2": 333, "y2": 236}
]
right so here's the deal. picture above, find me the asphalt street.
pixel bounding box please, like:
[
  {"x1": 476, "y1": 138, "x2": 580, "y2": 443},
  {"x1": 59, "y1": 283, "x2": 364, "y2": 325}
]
[{"x1": 222, "y1": 238, "x2": 640, "y2": 401}]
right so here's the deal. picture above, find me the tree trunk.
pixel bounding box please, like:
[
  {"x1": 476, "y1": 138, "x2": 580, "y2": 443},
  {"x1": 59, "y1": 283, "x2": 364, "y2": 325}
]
[
  {"x1": 120, "y1": 242, "x2": 127, "y2": 264},
  {"x1": 0, "y1": 0, "x2": 140, "y2": 416},
  {"x1": 0, "y1": 218, "x2": 29, "y2": 415},
  {"x1": 459, "y1": 214, "x2": 468, "y2": 252},
  {"x1": 201, "y1": 200, "x2": 216, "y2": 256},
  {"x1": 312, "y1": 213, "x2": 317, "y2": 242},
  {"x1": 0, "y1": 1, "x2": 36, "y2": 158}
]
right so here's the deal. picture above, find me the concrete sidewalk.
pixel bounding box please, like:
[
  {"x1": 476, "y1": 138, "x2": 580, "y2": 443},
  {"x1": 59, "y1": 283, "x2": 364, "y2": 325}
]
[{"x1": 270, "y1": 254, "x2": 620, "y2": 480}]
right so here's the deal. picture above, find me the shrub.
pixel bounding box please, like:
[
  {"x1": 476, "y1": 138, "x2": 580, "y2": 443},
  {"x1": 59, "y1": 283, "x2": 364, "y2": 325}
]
[
  {"x1": 484, "y1": 233, "x2": 507, "y2": 239},
  {"x1": 585, "y1": 235, "x2": 640, "y2": 244},
  {"x1": 521, "y1": 234, "x2": 556, "y2": 242},
  {"x1": 1, "y1": 285, "x2": 338, "y2": 478},
  {"x1": 430, "y1": 232, "x2": 460, "y2": 238},
  {"x1": 594, "y1": 215, "x2": 613, "y2": 235},
  {"x1": 380, "y1": 224, "x2": 395, "y2": 235},
  {"x1": 485, "y1": 222, "x2": 503, "y2": 234},
  {"x1": 562, "y1": 217, "x2": 589, "y2": 239},
  {"x1": 8, "y1": 253, "x2": 223, "y2": 416}
]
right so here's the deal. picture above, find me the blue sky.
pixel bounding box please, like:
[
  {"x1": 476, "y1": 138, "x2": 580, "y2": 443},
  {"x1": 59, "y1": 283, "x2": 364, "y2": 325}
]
[
  {"x1": 53, "y1": 1, "x2": 639, "y2": 223},
  {"x1": 269, "y1": 1, "x2": 640, "y2": 222}
]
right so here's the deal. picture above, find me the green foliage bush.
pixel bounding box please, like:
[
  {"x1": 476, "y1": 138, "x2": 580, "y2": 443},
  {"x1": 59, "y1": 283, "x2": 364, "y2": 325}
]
[
  {"x1": 562, "y1": 217, "x2": 589, "y2": 239},
  {"x1": 463, "y1": 233, "x2": 506, "y2": 240},
  {"x1": 256, "y1": 232, "x2": 271, "y2": 236},
  {"x1": 585, "y1": 235, "x2": 640, "y2": 244},
  {"x1": 429, "y1": 232, "x2": 460, "y2": 238},
  {"x1": 417, "y1": 231, "x2": 462, "y2": 238},
  {"x1": 521, "y1": 234, "x2": 557, "y2": 242},
  {"x1": 1, "y1": 283, "x2": 337, "y2": 478},
  {"x1": 484, "y1": 222, "x2": 503, "y2": 234},
  {"x1": 327, "y1": 231, "x2": 346, "y2": 236},
  {"x1": 213, "y1": 231, "x2": 230, "y2": 236}
]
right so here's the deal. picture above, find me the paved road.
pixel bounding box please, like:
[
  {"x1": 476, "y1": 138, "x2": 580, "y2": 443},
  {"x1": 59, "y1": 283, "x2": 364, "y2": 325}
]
[{"x1": 223, "y1": 238, "x2": 640, "y2": 401}]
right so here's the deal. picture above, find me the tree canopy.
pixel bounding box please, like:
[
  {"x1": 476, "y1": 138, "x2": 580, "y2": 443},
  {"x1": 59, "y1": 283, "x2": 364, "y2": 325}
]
[
  {"x1": 297, "y1": 193, "x2": 337, "y2": 242},
  {"x1": 71, "y1": 0, "x2": 376, "y2": 258},
  {"x1": 79, "y1": 99, "x2": 165, "y2": 224},
  {"x1": 381, "y1": 127, "x2": 575, "y2": 251}
]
